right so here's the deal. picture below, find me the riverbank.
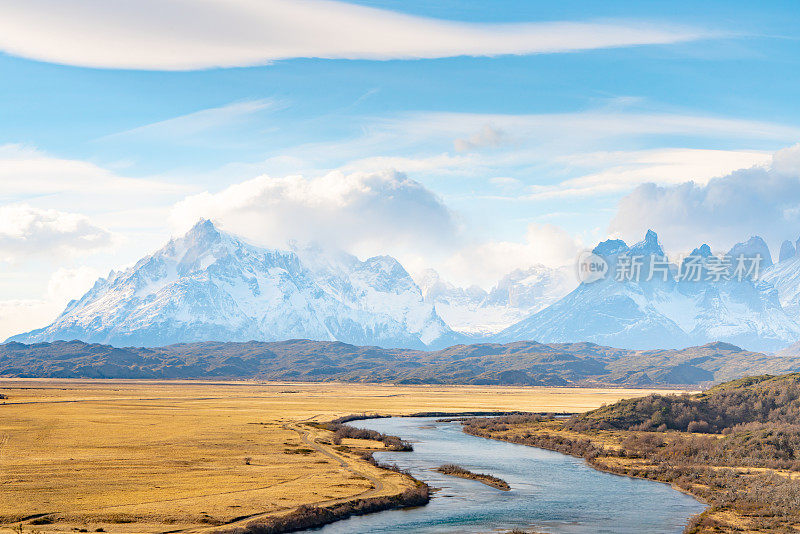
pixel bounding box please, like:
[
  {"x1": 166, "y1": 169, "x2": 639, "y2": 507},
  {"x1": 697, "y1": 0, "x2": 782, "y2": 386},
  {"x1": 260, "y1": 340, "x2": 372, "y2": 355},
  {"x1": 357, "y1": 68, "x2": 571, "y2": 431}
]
[
  {"x1": 219, "y1": 484, "x2": 430, "y2": 534},
  {"x1": 461, "y1": 384, "x2": 800, "y2": 534},
  {"x1": 307, "y1": 416, "x2": 703, "y2": 533}
]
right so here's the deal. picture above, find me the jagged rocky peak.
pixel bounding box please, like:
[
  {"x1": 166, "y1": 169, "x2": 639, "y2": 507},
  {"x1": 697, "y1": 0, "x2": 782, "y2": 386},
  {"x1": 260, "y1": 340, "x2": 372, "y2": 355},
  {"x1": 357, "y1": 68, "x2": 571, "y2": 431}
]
[
  {"x1": 679, "y1": 243, "x2": 712, "y2": 273},
  {"x1": 629, "y1": 229, "x2": 665, "y2": 257},
  {"x1": 186, "y1": 217, "x2": 220, "y2": 239},
  {"x1": 592, "y1": 238, "x2": 628, "y2": 258},
  {"x1": 690, "y1": 244, "x2": 713, "y2": 257},
  {"x1": 364, "y1": 254, "x2": 410, "y2": 278},
  {"x1": 591, "y1": 230, "x2": 664, "y2": 260},
  {"x1": 780, "y1": 240, "x2": 797, "y2": 262},
  {"x1": 497, "y1": 230, "x2": 800, "y2": 353},
  {"x1": 727, "y1": 235, "x2": 773, "y2": 269}
]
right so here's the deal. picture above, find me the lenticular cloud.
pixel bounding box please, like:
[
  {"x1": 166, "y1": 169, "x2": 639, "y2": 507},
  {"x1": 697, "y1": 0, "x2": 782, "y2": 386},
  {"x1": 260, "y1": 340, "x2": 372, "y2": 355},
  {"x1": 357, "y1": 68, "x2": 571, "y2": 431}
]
[{"x1": 0, "y1": 0, "x2": 711, "y2": 70}]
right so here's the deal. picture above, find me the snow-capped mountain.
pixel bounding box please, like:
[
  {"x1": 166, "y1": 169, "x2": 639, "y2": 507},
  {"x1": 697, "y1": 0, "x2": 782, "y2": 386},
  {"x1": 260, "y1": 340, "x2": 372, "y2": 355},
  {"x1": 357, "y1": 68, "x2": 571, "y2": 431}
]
[
  {"x1": 497, "y1": 231, "x2": 800, "y2": 352},
  {"x1": 762, "y1": 235, "x2": 800, "y2": 316},
  {"x1": 9, "y1": 220, "x2": 461, "y2": 349},
  {"x1": 417, "y1": 265, "x2": 575, "y2": 336}
]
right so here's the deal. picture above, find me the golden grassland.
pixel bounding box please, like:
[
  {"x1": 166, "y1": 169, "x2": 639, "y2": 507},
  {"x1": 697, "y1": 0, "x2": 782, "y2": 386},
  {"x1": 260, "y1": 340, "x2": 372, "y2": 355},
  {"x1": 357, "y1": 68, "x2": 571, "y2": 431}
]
[{"x1": 0, "y1": 379, "x2": 674, "y2": 534}]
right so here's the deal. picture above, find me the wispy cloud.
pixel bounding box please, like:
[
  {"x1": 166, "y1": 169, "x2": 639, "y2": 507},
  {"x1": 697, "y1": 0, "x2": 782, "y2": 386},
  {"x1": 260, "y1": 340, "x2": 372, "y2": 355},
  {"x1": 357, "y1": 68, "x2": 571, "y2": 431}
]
[
  {"x1": 101, "y1": 99, "x2": 276, "y2": 141},
  {"x1": 0, "y1": 0, "x2": 718, "y2": 70},
  {"x1": 523, "y1": 148, "x2": 774, "y2": 199},
  {"x1": 0, "y1": 144, "x2": 189, "y2": 200},
  {"x1": 249, "y1": 109, "x2": 799, "y2": 192}
]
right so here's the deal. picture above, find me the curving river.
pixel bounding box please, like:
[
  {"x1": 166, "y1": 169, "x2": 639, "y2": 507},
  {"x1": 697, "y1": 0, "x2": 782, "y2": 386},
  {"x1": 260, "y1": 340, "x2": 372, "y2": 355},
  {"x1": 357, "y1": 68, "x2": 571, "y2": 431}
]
[{"x1": 309, "y1": 417, "x2": 705, "y2": 534}]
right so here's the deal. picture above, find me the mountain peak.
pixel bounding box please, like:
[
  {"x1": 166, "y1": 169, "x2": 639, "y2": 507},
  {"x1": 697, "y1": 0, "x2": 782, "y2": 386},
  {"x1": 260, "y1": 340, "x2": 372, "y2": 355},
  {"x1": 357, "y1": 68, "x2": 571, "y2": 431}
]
[
  {"x1": 727, "y1": 236, "x2": 773, "y2": 269},
  {"x1": 592, "y1": 238, "x2": 628, "y2": 258},
  {"x1": 690, "y1": 244, "x2": 712, "y2": 258},
  {"x1": 629, "y1": 229, "x2": 664, "y2": 257},
  {"x1": 190, "y1": 217, "x2": 216, "y2": 232},
  {"x1": 185, "y1": 218, "x2": 221, "y2": 239}
]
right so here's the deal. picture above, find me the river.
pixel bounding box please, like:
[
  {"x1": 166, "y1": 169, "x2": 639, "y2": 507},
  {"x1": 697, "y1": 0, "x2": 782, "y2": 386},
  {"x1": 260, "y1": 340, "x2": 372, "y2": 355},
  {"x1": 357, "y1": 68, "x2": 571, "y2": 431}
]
[{"x1": 309, "y1": 417, "x2": 705, "y2": 533}]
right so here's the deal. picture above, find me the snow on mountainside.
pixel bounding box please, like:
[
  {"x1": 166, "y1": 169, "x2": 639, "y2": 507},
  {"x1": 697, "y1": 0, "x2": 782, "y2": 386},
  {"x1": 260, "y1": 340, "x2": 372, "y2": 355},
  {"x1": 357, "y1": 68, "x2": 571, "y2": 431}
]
[
  {"x1": 417, "y1": 266, "x2": 575, "y2": 336},
  {"x1": 9, "y1": 220, "x2": 461, "y2": 349},
  {"x1": 497, "y1": 230, "x2": 800, "y2": 352},
  {"x1": 762, "y1": 235, "x2": 800, "y2": 317}
]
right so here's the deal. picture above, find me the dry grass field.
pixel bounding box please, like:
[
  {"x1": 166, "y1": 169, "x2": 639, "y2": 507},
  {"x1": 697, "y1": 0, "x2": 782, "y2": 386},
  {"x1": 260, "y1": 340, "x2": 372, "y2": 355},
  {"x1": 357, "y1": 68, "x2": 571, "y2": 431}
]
[{"x1": 0, "y1": 379, "x2": 674, "y2": 534}]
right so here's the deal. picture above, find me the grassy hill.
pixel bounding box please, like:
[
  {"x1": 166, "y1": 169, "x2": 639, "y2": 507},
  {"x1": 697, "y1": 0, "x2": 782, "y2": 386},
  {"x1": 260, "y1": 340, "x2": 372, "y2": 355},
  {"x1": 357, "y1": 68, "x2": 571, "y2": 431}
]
[
  {"x1": 567, "y1": 373, "x2": 800, "y2": 431},
  {"x1": 2, "y1": 339, "x2": 800, "y2": 387}
]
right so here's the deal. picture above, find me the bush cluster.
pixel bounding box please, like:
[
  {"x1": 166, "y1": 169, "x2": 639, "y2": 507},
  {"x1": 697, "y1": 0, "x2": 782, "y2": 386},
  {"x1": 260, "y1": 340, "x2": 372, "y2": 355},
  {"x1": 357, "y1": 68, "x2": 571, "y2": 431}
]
[
  {"x1": 566, "y1": 374, "x2": 800, "y2": 433},
  {"x1": 229, "y1": 484, "x2": 429, "y2": 534},
  {"x1": 326, "y1": 423, "x2": 413, "y2": 451}
]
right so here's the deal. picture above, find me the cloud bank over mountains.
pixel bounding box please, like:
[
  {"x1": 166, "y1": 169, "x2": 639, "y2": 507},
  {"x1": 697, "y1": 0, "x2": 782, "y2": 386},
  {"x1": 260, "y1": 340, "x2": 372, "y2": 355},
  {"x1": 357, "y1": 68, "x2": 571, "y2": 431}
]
[
  {"x1": 0, "y1": 0, "x2": 713, "y2": 70},
  {"x1": 610, "y1": 144, "x2": 800, "y2": 254},
  {"x1": 170, "y1": 169, "x2": 460, "y2": 257}
]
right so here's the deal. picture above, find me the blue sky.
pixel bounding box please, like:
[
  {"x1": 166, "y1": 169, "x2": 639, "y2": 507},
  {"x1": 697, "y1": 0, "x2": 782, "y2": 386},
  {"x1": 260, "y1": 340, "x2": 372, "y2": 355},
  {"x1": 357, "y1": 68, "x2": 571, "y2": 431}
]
[{"x1": 1, "y1": 0, "x2": 800, "y2": 338}]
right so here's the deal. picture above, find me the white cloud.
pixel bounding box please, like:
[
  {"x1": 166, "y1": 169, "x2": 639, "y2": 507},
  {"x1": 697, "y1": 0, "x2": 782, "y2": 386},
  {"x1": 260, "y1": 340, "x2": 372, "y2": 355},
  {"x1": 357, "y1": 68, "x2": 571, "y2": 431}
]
[
  {"x1": 609, "y1": 143, "x2": 800, "y2": 254},
  {"x1": 0, "y1": 144, "x2": 188, "y2": 202},
  {"x1": 170, "y1": 169, "x2": 460, "y2": 257},
  {"x1": 442, "y1": 223, "x2": 582, "y2": 287},
  {"x1": 525, "y1": 148, "x2": 773, "y2": 199},
  {"x1": 169, "y1": 167, "x2": 589, "y2": 289},
  {"x1": 0, "y1": 266, "x2": 99, "y2": 340},
  {"x1": 454, "y1": 124, "x2": 505, "y2": 152},
  {"x1": 0, "y1": 0, "x2": 713, "y2": 70},
  {"x1": 46, "y1": 266, "x2": 101, "y2": 304},
  {"x1": 0, "y1": 204, "x2": 116, "y2": 261}
]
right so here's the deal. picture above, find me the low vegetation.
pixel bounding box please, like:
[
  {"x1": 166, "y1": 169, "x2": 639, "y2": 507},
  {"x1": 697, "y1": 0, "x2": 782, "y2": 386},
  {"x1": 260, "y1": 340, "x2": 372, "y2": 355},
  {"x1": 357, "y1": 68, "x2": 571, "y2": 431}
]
[
  {"x1": 226, "y1": 484, "x2": 430, "y2": 534},
  {"x1": 567, "y1": 374, "x2": 800, "y2": 432},
  {"x1": 463, "y1": 374, "x2": 800, "y2": 533},
  {"x1": 323, "y1": 420, "x2": 413, "y2": 451},
  {"x1": 436, "y1": 463, "x2": 510, "y2": 491}
]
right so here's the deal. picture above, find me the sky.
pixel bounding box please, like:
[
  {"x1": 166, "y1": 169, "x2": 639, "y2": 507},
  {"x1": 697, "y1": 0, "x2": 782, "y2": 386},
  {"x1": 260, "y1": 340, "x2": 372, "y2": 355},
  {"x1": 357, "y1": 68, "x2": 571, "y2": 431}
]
[{"x1": 1, "y1": 0, "x2": 800, "y2": 339}]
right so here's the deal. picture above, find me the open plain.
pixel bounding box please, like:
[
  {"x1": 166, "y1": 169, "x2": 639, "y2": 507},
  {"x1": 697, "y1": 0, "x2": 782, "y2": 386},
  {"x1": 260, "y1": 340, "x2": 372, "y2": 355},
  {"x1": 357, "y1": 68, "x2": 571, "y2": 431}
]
[{"x1": 0, "y1": 379, "x2": 676, "y2": 534}]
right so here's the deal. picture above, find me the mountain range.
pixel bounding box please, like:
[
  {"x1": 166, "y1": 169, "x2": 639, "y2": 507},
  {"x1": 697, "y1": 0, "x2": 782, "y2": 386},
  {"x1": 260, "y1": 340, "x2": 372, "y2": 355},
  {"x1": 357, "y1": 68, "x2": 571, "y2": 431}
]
[
  {"x1": 8, "y1": 220, "x2": 800, "y2": 353},
  {"x1": 499, "y1": 231, "x2": 800, "y2": 352},
  {"x1": 417, "y1": 266, "x2": 574, "y2": 336}
]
